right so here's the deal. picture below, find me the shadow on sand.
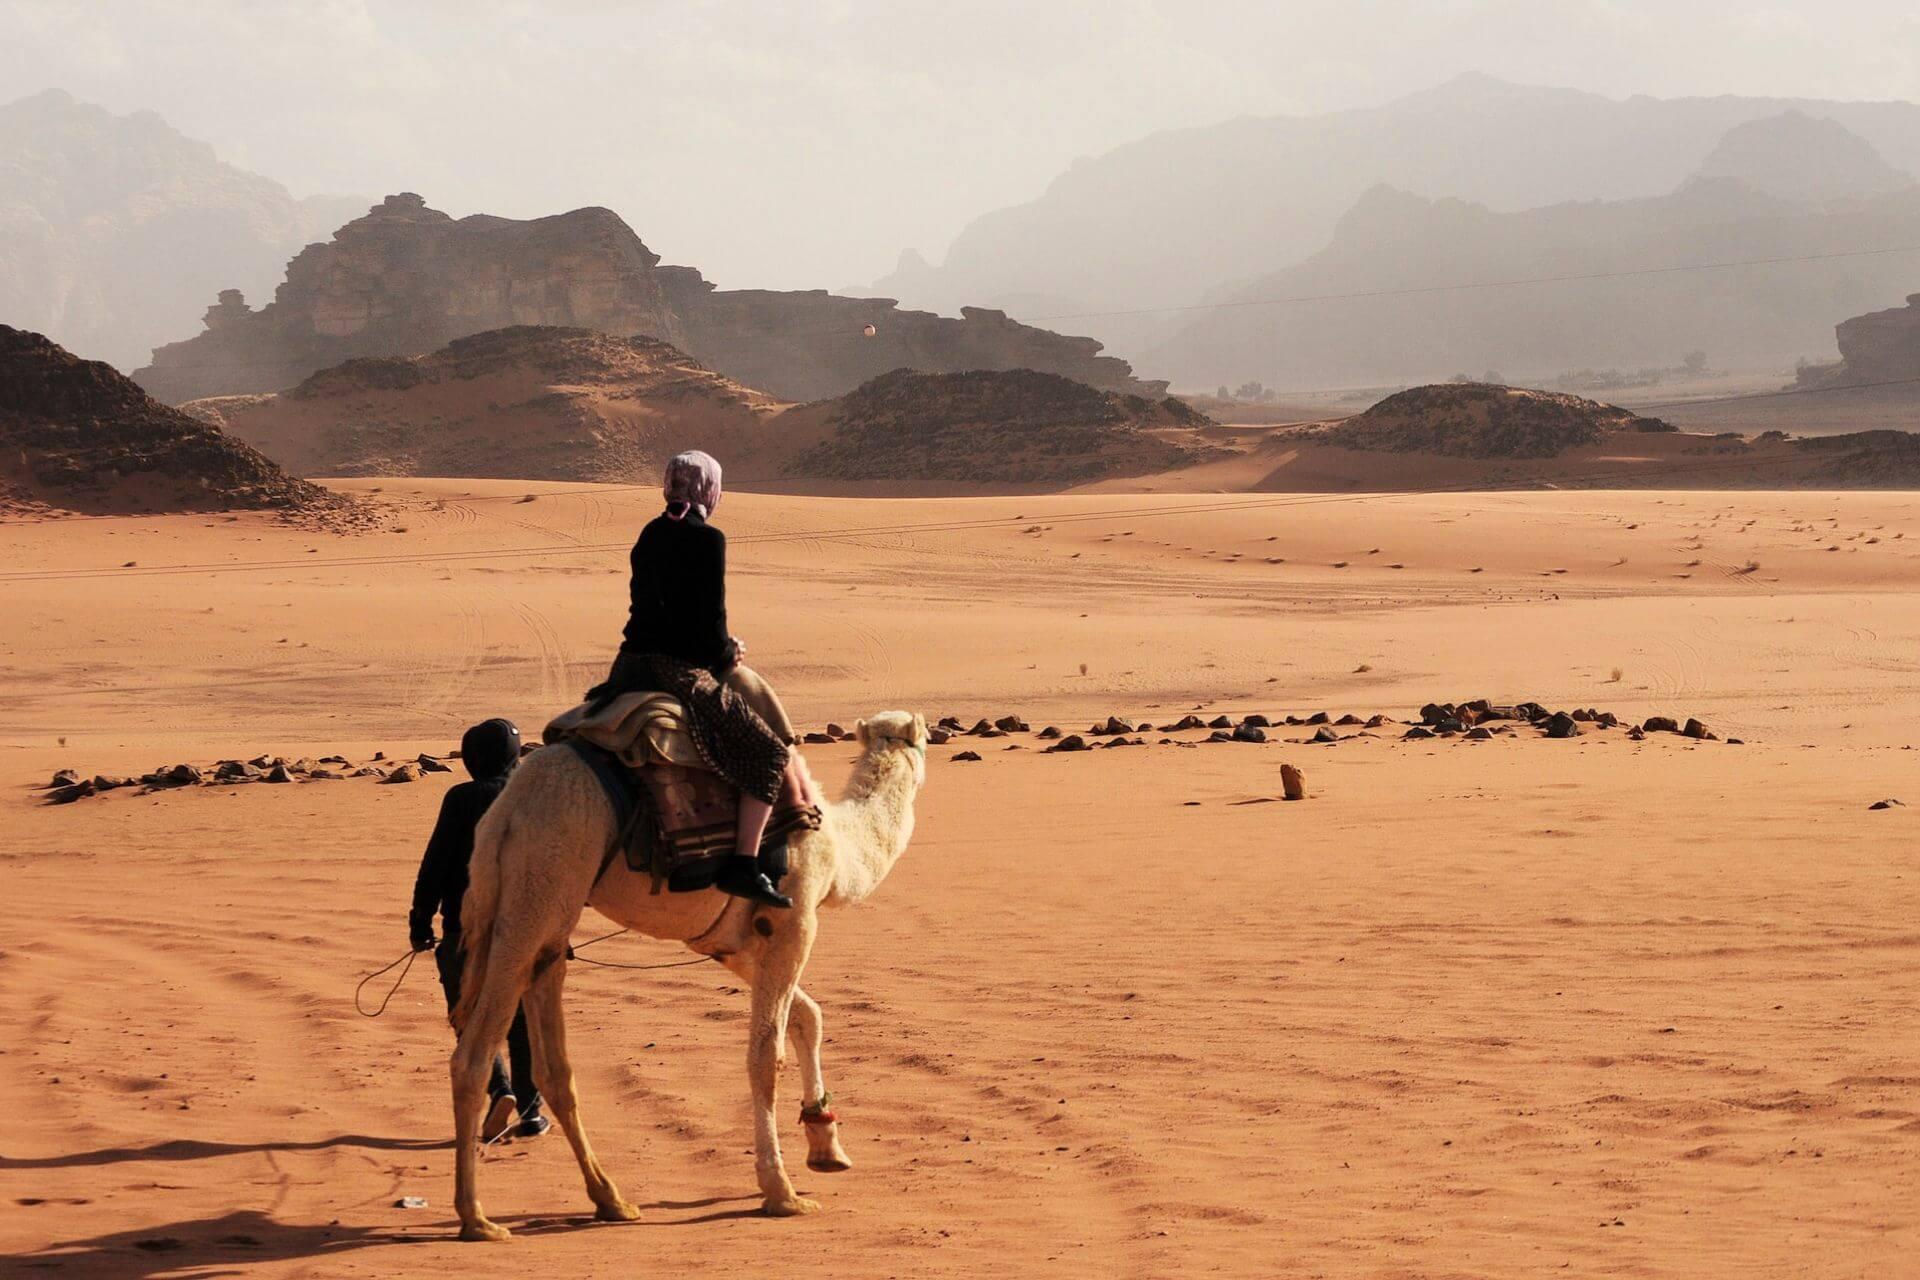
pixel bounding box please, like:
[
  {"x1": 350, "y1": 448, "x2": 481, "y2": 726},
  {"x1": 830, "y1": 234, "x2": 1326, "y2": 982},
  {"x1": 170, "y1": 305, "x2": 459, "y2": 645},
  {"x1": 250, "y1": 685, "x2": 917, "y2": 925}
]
[
  {"x1": 15, "y1": 1196, "x2": 769, "y2": 1277},
  {"x1": 0, "y1": 1134, "x2": 449, "y2": 1171}
]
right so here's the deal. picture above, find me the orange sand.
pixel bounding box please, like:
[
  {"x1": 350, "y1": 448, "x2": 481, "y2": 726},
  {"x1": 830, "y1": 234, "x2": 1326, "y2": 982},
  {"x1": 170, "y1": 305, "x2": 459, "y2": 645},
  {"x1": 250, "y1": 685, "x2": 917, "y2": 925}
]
[{"x1": 5, "y1": 480, "x2": 1920, "y2": 1277}]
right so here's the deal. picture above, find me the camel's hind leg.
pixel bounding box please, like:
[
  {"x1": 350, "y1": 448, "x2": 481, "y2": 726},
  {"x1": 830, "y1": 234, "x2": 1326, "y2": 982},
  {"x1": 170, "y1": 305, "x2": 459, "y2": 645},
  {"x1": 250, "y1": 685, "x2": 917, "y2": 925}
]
[
  {"x1": 451, "y1": 975, "x2": 524, "y2": 1242},
  {"x1": 521, "y1": 955, "x2": 640, "y2": 1223}
]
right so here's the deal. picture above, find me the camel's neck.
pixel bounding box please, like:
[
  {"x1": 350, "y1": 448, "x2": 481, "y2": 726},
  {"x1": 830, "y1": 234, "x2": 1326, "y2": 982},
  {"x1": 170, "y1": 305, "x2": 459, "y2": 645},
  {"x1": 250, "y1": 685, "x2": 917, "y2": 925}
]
[{"x1": 823, "y1": 747, "x2": 920, "y2": 906}]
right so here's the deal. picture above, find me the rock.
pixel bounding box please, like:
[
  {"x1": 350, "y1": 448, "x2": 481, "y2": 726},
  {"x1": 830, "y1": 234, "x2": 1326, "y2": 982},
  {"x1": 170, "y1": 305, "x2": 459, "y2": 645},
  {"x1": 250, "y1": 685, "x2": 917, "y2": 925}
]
[
  {"x1": 134, "y1": 193, "x2": 1168, "y2": 407},
  {"x1": 160, "y1": 763, "x2": 202, "y2": 786},
  {"x1": 45, "y1": 780, "x2": 95, "y2": 804},
  {"x1": 1626, "y1": 725, "x2": 1646, "y2": 741},
  {"x1": 1305, "y1": 711, "x2": 1331, "y2": 725},
  {"x1": 1365, "y1": 714, "x2": 1390, "y2": 728},
  {"x1": 1335, "y1": 714, "x2": 1363, "y2": 726},
  {"x1": 1515, "y1": 701, "x2": 1550, "y2": 722},
  {"x1": 416, "y1": 754, "x2": 452, "y2": 772},
  {"x1": 1206, "y1": 730, "x2": 1234, "y2": 742},
  {"x1": 1160, "y1": 714, "x2": 1205, "y2": 732},
  {"x1": 1727, "y1": 737, "x2": 1745, "y2": 745},
  {"x1": 1404, "y1": 726, "x2": 1434, "y2": 740},
  {"x1": 1682, "y1": 718, "x2": 1717, "y2": 741},
  {"x1": 47, "y1": 768, "x2": 81, "y2": 788},
  {"x1": 373, "y1": 750, "x2": 387, "y2": 761},
  {"x1": 1310, "y1": 726, "x2": 1339, "y2": 743},
  {"x1": 1420, "y1": 702, "x2": 1455, "y2": 726},
  {"x1": 518, "y1": 743, "x2": 537, "y2": 757},
  {"x1": 214, "y1": 760, "x2": 259, "y2": 780},
  {"x1": 1642, "y1": 716, "x2": 1681, "y2": 734},
  {"x1": 264, "y1": 764, "x2": 294, "y2": 783},
  {"x1": 1280, "y1": 763, "x2": 1307, "y2": 801},
  {"x1": 382, "y1": 763, "x2": 422, "y2": 784},
  {"x1": 1232, "y1": 723, "x2": 1268, "y2": 743},
  {"x1": 951, "y1": 750, "x2": 983, "y2": 762},
  {"x1": 307, "y1": 768, "x2": 340, "y2": 779},
  {"x1": 802, "y1": 732, "x2": 835, "y2": 744},
  {"x1": 1434, "y1": 717, "x2": 1466, "y2": 734},
  {"x1": 1869, "y1": 798, "x2": 1904, "y2": 810},
  {"x1": 927, "y1": 727, "x2": 953, "y2": 745},
  {"x1": 1206, "y1": 715, "x2": 1234, "y2": 729},
  {"x1": 395, "y1": 1196, "x2": 429, "y2": 1210},
  {"x1": 352, "y1": 766, "x2": 387, "y2": 778},
  {"x1": 91, "y1": 774, "x2": 130, "y2": 790},
  {"x1": 319, "y1": 754, "x2": 350, "y2": 764},
  {"x1": 1044, "y1": 734, "x2": 1090, "y2": 753},
  {"x1": 977, "y1": 728, "x2": 1007, "y2": 739},
  {"x1": 1570, "y1": 708, "x2": 1594, "y2": 722},
  {"x1": 965, "y1": 719, "x2": 994, "y2": 735},
  {"x1": 1465, "y1": 726, "x2": 1493, "y2": 740},
  {"x1": 937, "y1": 716, "x2": 965, "y2": 732},
  {"x1": 993, "y1": 715, "x2": 1029, "y2": 733},
  {"x1": 1035, "y1": 726, "x2": 1061, "y2": 740},
  {"x1": 1092, "y1": 716, "x2": 1135, "y2": 735},
  {"x1": 1241, "y1": 713, "x2": 1271, "y2": 728},
  {"x1": 1544, "y1": 712, "x2": 1581, "y2": 738}
]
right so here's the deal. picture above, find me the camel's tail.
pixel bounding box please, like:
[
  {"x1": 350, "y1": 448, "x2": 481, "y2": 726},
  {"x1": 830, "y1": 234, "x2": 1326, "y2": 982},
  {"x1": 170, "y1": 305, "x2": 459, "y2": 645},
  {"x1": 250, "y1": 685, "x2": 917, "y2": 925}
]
[{"x1": 450, "y1": 802, "x2": 510, "y2": 1033}]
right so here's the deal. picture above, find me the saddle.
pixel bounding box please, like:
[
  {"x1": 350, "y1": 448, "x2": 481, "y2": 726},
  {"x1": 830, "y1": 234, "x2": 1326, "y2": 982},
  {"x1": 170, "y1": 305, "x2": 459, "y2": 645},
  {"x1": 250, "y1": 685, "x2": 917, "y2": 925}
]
[{"x1": 544, "y1": 693, "x2": 817, "y2": 894}]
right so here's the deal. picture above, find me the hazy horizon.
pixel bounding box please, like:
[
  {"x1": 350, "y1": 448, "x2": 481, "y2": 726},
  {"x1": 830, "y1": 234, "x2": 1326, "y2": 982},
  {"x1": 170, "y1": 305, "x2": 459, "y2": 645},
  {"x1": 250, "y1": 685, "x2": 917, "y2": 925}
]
[{"x1": 5, "y1": 0, "x2": 1919, "y2": 294}]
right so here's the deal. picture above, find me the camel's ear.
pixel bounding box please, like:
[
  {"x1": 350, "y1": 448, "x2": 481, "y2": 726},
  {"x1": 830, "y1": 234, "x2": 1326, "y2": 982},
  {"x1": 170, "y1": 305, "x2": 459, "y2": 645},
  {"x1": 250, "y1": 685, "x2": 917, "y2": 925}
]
[
  {"x1": 912, "y1": 712, "x2": 927, "y2": 744},
  {"x1": 855, "y1": 718, "x2": 870, "y2": 745}
]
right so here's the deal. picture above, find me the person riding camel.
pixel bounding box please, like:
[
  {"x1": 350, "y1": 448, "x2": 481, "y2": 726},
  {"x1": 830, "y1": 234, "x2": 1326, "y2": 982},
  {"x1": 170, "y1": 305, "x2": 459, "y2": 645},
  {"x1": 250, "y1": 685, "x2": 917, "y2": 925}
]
[{"x1": 586, "y1": 450, "x2": 801, "y2": 909}]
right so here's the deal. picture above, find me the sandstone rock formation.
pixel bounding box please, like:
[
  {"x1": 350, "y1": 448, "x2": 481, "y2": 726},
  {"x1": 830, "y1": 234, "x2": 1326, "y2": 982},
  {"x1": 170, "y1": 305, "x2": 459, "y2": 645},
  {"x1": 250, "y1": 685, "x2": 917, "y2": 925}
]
[
  {"x1": 1318, "y1": 384, "x2": 1671, "y2": 459},
  {"x1": 1796, "y1": 294, "x2": 1920, "y2": 389},
  {"x1": 0, "y1": 324, "x2": 333, "y2": 514},
  {"x1": 0, "y1": 89, "x2": 362, "y2": 371},
  {"x1": 134, "y1": 194, "x2": 1162, "y2": 405},
  {"x1": 184, "y1": 325, "x2": 787, "y2": 481},
  {"x1": 782, "y1": 368, "x2": 1215, "y2": 484}
]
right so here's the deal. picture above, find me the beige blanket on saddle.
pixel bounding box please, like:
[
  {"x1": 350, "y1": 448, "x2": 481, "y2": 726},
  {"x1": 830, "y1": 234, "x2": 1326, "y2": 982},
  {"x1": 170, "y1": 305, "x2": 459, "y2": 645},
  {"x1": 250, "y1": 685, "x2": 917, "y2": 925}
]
[{"x1": 543, "y1": 692, "x2": 706, "y2": 770}]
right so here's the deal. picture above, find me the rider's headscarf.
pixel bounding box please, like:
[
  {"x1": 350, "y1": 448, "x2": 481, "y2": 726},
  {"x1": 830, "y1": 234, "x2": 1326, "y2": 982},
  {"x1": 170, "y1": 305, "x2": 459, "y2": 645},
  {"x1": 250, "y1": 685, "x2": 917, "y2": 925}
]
[{"x1": 663, "y1": 450, "x2": 722, "y2": 521}]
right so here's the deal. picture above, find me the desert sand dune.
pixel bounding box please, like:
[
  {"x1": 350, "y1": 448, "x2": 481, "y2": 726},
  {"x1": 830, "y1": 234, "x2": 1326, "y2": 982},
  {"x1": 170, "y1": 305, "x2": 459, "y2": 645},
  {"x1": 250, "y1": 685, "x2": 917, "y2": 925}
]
[{"x1": 6, "y1": 482, "x2": 1920, "y2": 1276}]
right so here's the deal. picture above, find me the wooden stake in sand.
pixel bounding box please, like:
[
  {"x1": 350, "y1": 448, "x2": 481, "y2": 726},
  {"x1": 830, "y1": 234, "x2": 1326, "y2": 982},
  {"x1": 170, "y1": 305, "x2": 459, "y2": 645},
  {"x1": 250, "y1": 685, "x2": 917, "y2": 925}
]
[{"x1": 1281, "y1": 763, "x2": 1307, "y2": 801}]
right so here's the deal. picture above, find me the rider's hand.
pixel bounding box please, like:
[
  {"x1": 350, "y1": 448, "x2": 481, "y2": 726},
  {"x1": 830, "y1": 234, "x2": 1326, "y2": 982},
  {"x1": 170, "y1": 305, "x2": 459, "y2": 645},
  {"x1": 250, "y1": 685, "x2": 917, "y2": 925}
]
[
  {"x1": 411, "y1": 933, "x2": 437, "y2": 953},
  {"x1": 729, "y1": 636, "x2": 748, "y2": 659}
]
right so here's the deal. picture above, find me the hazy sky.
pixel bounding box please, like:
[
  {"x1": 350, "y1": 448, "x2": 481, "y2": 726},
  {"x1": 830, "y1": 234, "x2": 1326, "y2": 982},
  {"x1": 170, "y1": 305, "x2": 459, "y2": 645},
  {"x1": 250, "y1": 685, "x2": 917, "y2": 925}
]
[{"x1": 5, "y1": 0, "x2": 1918, "y2": 290}]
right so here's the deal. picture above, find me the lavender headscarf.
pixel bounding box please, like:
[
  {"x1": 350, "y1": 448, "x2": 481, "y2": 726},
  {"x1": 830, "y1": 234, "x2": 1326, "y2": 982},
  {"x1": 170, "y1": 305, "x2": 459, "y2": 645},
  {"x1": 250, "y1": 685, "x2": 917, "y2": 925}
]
[{"x1": 663, "y1": 450, "x2": 722, "y2": 520}]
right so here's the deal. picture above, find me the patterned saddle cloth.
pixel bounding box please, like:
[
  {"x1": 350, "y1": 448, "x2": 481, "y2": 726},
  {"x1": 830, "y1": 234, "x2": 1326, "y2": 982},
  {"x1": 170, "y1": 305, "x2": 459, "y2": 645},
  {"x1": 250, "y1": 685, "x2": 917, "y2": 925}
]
[{"x1": 544, "y1": 693, "x2": 819, "y2": 892}]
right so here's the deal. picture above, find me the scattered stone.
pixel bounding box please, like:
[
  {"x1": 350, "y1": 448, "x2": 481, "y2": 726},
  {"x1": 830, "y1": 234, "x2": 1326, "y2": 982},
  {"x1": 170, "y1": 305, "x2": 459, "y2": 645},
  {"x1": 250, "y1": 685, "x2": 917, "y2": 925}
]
[
  {"x1": 1335, "y1": 714, "x2": 1363, "y2": 726},
  {"x1": 977, "y1": 728, "x2": 1007, "y2": 739},
  {"x1": 1281, "y1": 763, "x2": 1307, "y2": 801},
  {"x1": 1404, "y1": 726, "x2": 1434, "y2": 740},
  {"x1": 825, "y1": 722, "x2": 850, "y2": 739},
  {"x1": 1206, "y1": 730, "x2": 1234, "y2": 743},
  {"x1": 1869, "y1": 799, "x2": 1904, "y2": 810},
  {"x1": 951, "y1": 750, "x2": 983, "y2": 762},
  {"x1": 1626, "y1": 726, "x2": 1646, "y2": 741},
  {"x1": 1241, "y1": 713, "x2": 1271, "y2": 728},
  {"x1": 214, "y1": 760, "x2": 259, "y2": 781},
  {"x1": 1206, "y1": 715, "x2": 1234, "y2": 729},
  {"x1": 373, "y1": 750, "x2": 387, "y2": 761},
  {"x1": 1092, "y1": 716, "x2": 1135, "y2": 735},
  {"x1": 1035, "y1": 726, "x2": 1061, "y2": 740},
  {"x1": 993, "y1": 715, "x2": 1029, "y2": 733},
  {"x1": 1044, "y1": 734, "x2": 1089, "y2": 753},
  {"x1": 159, "y1": 763, "x2": 202, "y2": 786},
  {"x1": 1305, "y1": 711, "x2": 1331, "y2": 725},
  {"x1": 937, "y1": 716, "x2": 965, "y2": 732},
  {"x1": 1160, "y1": 714, "x2": 1205, "y2": 732},
  {"x1": 1642, "y1": 716, "x2": 1681, "y2": 734},
  {"x1": 966, "y1": 719, "x2": 994, "y2": 735},
  {"x1": 264, "y1": 764, "x2": 294, "y2": 783},
  {"x1": 417, "y1": 754, "x2": 452, "y2": 772},
  {"x1": 1420, "y1": 702, "x2": 1454, "y2": 726},
  {"x1": 1726, "y1": 737, "x2": 1745, "y2": 745},
  {"x1": 1465, "y1": 726, "x2": 1494, "y2": 740},
  {"x1": 45, "y1": 780, "x2": 95, "y2": 804},
  {"x1": 1365, "y1": 714, "x2": 1390, "y2": 728},
  {"x1": 395, "y1": 1197, "x2": 429, "y2": 1210},
  {"x1": 319, "y1": 754, "x2": 350, "y2": 764},
  {"x1": 91, "y1": 774, "x2": 130, "y2": 790},
  {"x1": 1232, "y1": 723, "x2": 1268, "y2": 744},
  {"x1": 1434, "y1": 717, "x2": 1466, "y2": 734},
  {"x1": 1544, "y1": 712, "x2": 1581, "y2": 739},
  {"x1": 1682, "y1": 718, "x2": 1717, "y2": 741},
  {"x1": 1515, "y1": 701, "x2": 1550, "y2": 722},
  {"x1": 927, "y1": 727, "x2": 953, "y2": 745},
  {"x1": 382, "y1": 763, "x2": 422, "y2": 784},
  {"x1": 352, "y1": 766, "x2": 387, "y2": 778},
  {"x1": 47, "y1": 768, "x2": 81, "y2": 789},
  {"x1": 802, "y1": 732, "x2": 836, "y2": 745},
  {"x1": 1310, "y1": 726, "x2": 1339, "y2": 744}
]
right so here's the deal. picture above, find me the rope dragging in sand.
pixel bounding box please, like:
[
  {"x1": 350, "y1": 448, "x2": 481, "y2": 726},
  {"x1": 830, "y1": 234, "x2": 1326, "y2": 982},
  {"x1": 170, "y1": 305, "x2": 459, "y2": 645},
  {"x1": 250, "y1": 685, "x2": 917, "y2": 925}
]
[{"x1": 353, "y1": 930, "x2": 717, "y2": 1016}]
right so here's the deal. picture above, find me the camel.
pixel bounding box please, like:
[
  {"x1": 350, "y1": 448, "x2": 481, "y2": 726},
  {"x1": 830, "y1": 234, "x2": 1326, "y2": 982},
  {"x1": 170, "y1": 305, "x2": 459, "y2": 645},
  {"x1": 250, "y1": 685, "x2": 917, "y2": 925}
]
[{"x1": 447, "y1": 710, "x2": 929, "y2": 1241}]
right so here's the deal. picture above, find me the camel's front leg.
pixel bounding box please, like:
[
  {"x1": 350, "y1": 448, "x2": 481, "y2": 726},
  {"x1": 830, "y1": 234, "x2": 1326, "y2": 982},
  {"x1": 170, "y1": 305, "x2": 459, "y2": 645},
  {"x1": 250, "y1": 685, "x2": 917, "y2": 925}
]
[
  {"x1": 789, "y1": 988, "x2": 851, "y2": 1173},
  {"x1": 746, "y1": 909, "x2": 819, "y2": 1215}
]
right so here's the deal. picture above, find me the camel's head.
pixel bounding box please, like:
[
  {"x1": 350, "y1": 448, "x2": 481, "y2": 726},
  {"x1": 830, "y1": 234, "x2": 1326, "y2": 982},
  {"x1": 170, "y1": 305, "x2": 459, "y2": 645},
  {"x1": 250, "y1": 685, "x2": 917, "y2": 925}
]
[{"x1": 855, "y1": 711, "x2": 928, "y2": 786}]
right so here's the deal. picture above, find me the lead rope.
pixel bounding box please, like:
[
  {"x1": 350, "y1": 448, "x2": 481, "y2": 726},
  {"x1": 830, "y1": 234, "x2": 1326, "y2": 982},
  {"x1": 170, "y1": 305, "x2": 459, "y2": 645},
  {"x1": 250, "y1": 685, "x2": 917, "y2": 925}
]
[{"x1": 355, "y1": 929, "x2": 717, "y2": 1018}]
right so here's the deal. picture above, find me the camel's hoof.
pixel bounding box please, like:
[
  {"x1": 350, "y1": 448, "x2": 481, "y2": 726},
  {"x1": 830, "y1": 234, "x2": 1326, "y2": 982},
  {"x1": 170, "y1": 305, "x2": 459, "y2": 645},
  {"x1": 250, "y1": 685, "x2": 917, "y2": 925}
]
[
  {"x1": 764, "y1": 1195, "x2": 822, "y2": 1217},
  {"x1": 807, "y1": 1155, "x2": 853, "y2": 1173},
  {"x1": 594, "y1": 1199, "x2": 643, "y2": 1223},
  {"x1": 459, "y1": 1219, "x2": 513, "y2": 1243}
]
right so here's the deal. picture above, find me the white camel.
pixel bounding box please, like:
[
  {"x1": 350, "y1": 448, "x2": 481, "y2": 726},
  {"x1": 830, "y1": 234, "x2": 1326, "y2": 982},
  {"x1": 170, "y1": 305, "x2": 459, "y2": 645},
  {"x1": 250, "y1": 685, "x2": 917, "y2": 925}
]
[{"x1": 447, "y1": 710, "x2": 929, "y2": 1241}]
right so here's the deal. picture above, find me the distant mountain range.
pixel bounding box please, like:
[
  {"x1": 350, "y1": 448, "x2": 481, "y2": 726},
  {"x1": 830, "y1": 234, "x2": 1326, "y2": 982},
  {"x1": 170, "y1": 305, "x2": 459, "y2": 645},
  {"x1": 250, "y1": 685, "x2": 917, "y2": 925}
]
[
  {"x1": 869, "y1": 75, "x2": 1920, "y2": 372},
  {"x1": 0, "y1": 89, "x2": 364, "y2": 370}
]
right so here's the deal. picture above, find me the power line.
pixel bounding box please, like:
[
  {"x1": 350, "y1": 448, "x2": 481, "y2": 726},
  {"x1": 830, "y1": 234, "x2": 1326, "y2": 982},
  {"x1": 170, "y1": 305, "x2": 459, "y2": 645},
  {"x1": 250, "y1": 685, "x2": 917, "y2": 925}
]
[{"x1": 1020, "y1": 244, "x2": 1920, "y2": 324}]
